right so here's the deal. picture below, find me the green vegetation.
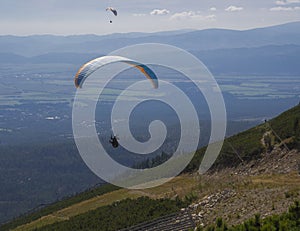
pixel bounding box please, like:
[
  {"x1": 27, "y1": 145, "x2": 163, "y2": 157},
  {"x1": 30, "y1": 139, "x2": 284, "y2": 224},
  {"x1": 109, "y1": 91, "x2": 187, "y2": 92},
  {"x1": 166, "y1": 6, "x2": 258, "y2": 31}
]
[
  {"x1": 0, "y1": 140, "x2": 100, "y2": 226},
  {"x1": 0, "y1": 184, "x2": 119, "y2": 231},
  {"x1": 1, "y1": 176, "x2": 196, "y2": 231},
  {"x1": 185, "y1": 104, "x2": 300, "y2": 173},
  {"x1": 197, "y1": 201, "x2": 300, "y2": 231},
  {"x1": 35, "y1": 197, "x2": 186, "y2": 231},
  {"x1": 268, "y1": 104, "x2": 300, "y2": 150},
  {"x1": 2, "y1": 105, "x2": 299, "y2": 230},
  {"x1": 132, "y1": 152, "x2": 172, "y2": 169}
]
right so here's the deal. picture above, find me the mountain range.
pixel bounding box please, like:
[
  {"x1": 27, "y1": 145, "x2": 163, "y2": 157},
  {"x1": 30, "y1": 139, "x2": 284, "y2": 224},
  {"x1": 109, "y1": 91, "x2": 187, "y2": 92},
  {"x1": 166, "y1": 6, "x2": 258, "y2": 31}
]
[
  {"x1": 1, "y1": 21, "x2": 300, "y2": 75},
  {"x1": 0, "y1": 21, "x2": 299, "y2": 56}
]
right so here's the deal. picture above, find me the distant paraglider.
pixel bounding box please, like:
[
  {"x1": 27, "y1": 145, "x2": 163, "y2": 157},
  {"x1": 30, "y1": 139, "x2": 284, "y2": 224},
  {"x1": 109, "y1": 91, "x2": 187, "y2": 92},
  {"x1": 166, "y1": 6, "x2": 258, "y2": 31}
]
[{"x1": 106, "y1": 7, "x2": 117, "y2": 23}]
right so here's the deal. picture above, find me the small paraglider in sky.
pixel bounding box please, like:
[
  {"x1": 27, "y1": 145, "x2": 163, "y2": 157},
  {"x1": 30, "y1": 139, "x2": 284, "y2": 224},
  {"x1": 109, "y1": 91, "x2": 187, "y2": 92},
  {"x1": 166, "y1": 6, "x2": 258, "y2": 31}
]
[{"x1": 106, "y1": 7, "x2": 117, "y2": 23}]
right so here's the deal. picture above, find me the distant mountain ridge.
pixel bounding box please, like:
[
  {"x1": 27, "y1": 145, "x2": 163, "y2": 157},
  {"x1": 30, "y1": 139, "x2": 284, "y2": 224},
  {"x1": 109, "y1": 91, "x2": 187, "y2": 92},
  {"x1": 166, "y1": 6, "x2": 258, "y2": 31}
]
[
  {"x1": 1, "y1": 44, "x2": 300, "y2": 75},
  {"x1": 0, "y1": 21, "x2": 299, "y2": 56}
]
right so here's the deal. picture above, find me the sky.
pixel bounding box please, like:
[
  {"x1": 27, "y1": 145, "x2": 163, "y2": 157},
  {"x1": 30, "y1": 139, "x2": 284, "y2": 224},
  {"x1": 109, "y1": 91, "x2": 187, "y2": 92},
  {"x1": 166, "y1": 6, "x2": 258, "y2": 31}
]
[{"x1": 0, "y1": 0, "x2": 300, "y2": 35}]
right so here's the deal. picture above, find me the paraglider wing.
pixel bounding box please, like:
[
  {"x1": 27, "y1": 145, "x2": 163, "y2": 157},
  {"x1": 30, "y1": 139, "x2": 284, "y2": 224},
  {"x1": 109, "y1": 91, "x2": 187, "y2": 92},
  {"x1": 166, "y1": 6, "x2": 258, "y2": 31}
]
[
  {"x1": 74, "y1": 56, "x2": 158, "y2": 89},
  {"x1": 106, "y1": 7, "x2": 117, "y2": 16},
  {"x1": 123, "y1": 61, "x2": 158, "y2": 88}
]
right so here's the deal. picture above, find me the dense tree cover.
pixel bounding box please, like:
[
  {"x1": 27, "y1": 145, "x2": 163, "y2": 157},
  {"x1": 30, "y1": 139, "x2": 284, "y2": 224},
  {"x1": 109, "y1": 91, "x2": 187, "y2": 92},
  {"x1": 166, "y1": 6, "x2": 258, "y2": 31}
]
[
  {"x1": 132, "y1": 152, "x2": 172, "y2": 169},
  {"x1": 196, "y1": 201, "x2": 300, "y2": 231},
  {"x1": 0, "y1": 184, "x2": 119, "y2": 231},
  {"x1": 185, "y1": 104, "x2": 300, "y2": 173},
  {"x1": 0, "y1": 140, "x2": 104, "y2": 226},
  {"x1": 36, "y1": 197, "x2": 186, "y2": 231}
]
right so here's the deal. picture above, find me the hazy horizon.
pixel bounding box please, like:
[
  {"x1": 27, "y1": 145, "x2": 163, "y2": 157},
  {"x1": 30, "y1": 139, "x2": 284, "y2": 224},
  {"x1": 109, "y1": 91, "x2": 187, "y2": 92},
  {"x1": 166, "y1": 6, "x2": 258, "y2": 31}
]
[
  {"x1": 0, "y1": 20, "x2": 299, "y2": 37},
  {"x1": 1, "y1": 0, "x2": 300, "y2": 35}
]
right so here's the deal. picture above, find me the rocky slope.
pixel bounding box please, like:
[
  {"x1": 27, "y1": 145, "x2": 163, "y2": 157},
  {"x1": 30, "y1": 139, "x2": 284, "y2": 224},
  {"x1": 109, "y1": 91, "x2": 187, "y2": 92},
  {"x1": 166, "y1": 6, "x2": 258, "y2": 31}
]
[{"x1": 189, "y1": 148, "x2": 300, "y2": 228}]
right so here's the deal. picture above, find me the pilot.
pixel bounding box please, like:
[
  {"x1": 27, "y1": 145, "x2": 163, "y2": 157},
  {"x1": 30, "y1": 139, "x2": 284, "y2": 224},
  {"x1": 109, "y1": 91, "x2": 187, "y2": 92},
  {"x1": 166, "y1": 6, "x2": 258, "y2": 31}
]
[{"x1": 109, "y1": 135, "x2": 119, "y2": 148}]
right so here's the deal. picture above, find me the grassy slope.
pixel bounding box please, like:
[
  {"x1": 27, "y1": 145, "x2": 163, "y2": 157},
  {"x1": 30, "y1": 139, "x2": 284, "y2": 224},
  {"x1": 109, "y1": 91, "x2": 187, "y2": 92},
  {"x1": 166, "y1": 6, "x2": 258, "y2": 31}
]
[
  {"x1": 36, "y1": 197, "x2": 187, "y2": 231},
  {"x1": 7, "y1": 176, "x2": 196, "y2": 231},
  {"x1": 0, "y1": 184, "x2": 119, "y2": 231},
  {"x1": 13, "y1": 172, "x2": 300, "y2": 231},
  {"x1": 2, "y1": 104, "x2": 300, "y2": 231},
  {"x1": 185, "y1": 104, "x2": 300, "y2": 172}
]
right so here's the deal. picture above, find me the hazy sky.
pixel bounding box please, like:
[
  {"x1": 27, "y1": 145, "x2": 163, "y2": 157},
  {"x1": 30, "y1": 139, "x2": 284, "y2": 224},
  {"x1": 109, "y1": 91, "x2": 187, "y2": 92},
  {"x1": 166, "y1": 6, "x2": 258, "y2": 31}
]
[{"x1": 0, "y1": 0, "x2": 300, "y2": 35}]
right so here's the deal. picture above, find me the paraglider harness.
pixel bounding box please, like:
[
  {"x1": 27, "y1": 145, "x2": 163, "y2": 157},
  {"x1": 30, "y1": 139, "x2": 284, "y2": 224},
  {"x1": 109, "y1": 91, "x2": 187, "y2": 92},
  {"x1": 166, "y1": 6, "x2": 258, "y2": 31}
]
[{"x1": 109, "y1": 135, "x2": 119, "y2": 148}]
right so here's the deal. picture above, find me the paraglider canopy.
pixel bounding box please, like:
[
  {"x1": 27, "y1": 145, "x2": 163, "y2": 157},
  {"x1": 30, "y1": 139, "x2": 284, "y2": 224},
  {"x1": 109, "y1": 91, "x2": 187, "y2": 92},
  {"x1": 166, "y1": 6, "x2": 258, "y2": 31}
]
[
  {"x1": 74, "y1": 56, "x2": 159, "y2": 89},
  {"x1": 106, "y1": 7, "x2": 117, "y2": 16}
]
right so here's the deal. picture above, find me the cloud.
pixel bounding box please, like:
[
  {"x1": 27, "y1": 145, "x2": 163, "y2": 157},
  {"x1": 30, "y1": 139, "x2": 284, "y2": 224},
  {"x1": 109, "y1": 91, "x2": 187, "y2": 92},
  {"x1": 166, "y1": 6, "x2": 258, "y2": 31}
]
[
  {"x1": 170, "y1": 11, "x2": 216, "y2": 21},
  {"x1": 275, "y1": 0, "x2": 300, "y2": 5},
  {"x1": 206, "y1": 14, "x2": 217, "y2": 20},
  {"x1": 150, "y1": 9, "x2": 170, "y2": 15},
  {"x1": 170, "y1": 11, "x2": 197, "y2": 20},
  {"x1": 133, "y1": 13, "x2": 146, "y2": 17},
  {"x1": 209, "y1": 7, "x2": 217, "y2": 11},
  {"x1": 225, "y1": 6, "x2": 244, "y2": 12},
  {"x1": 270, "y1": 6, "x2": 300, "y2": 10}
]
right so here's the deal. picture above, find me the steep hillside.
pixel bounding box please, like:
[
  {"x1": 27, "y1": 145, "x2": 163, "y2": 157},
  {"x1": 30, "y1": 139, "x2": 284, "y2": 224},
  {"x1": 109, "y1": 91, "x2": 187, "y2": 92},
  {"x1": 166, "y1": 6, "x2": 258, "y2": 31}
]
[
  {"x1": 1, "y1": 104, "x2": 299, "y2": 231},
  {"x1": 186, "y1": 103, "x2": 300, "y2": 172}
]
